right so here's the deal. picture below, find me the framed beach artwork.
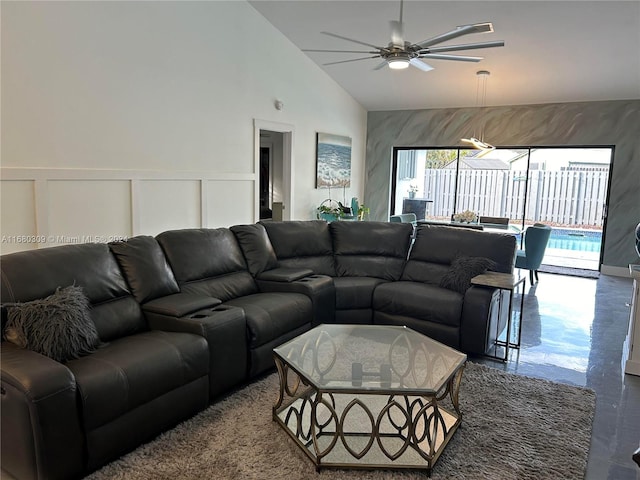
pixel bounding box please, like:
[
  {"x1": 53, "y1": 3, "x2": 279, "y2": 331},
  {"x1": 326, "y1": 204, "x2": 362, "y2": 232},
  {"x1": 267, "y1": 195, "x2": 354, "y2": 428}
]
[{"x1": 316, "y1": 133, "x2": 352, "y2": 188}]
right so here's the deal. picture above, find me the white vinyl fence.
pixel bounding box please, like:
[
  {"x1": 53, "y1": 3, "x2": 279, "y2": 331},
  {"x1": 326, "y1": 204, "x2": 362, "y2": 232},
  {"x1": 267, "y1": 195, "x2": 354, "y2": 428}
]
[{"x1": 424, "y1": 169, "x2": 609, "y2": 227}]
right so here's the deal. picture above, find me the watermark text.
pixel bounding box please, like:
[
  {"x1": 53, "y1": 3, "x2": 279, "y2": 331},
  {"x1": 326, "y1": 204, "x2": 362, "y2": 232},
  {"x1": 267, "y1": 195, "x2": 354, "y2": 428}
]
[{"x1": 2, "y1": 234, "x2": 129, "y2": 244}]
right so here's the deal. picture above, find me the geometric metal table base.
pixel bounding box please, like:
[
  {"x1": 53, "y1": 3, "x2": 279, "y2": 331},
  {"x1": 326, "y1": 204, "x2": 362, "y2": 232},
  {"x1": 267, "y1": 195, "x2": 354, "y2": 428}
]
[{"x1": 273, "y1": 357, "x2": 465, "y2": 475}]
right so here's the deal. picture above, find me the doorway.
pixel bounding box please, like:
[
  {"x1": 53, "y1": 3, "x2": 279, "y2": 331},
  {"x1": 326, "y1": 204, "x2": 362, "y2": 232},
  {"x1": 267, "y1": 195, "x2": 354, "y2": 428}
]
[
  {"x1": 259, "y1": 131, "x2": 284, "y2": 220},
  {"x1": 525, "y1": 147, "x2": 613, "y2": 271},
  {"x1": 254, "y1": 120, "x2": 294, "y2": 222}
]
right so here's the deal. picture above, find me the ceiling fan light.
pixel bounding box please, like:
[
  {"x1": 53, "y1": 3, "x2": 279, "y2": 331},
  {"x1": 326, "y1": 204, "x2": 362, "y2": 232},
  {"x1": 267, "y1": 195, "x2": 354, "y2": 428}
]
[
  {"x1": 388, "y1": 58, "x2": 410, "y2": 69},
  {"x1": 461, "y1": 70, "x2": 495, "y2": 151}
]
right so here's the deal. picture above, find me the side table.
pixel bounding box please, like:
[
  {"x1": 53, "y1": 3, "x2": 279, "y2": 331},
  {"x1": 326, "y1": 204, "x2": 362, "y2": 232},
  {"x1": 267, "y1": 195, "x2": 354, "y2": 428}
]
[{"x1": 471, "y1": 270, "x2": 526, "y2": 362}]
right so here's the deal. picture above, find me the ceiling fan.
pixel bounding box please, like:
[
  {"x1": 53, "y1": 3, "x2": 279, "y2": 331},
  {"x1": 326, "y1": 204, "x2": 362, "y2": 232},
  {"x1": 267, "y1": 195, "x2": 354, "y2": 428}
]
[{"x1": 303, "y1": 0, "x2": 504, "y2": 72}]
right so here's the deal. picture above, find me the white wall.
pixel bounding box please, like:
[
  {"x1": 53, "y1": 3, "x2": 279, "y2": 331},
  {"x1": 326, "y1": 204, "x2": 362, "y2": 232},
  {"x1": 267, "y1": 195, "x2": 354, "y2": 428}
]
[{"x1": 0, "y1": 1, "x2": 367, "y2": 253}]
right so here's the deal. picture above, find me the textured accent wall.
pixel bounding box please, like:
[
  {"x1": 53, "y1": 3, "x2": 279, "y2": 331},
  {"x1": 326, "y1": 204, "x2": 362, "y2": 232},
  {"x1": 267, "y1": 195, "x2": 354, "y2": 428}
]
[{"x1": 365, "y1": 100, "x2": 640, "y2": 269}]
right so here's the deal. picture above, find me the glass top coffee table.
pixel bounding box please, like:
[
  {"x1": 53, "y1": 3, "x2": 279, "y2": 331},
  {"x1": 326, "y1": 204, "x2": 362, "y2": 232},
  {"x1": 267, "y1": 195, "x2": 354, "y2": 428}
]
[{"x1": 273, "y1": 324, "x2": 467, "y2": 474}]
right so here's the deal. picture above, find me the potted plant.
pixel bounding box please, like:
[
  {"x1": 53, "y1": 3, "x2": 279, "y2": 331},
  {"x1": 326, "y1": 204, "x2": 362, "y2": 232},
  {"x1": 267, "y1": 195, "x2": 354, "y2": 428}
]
[
  {"x1": 357, "y1": 203, "x2": 370, "y2": 221},
  {"x1": 317, "y1": 199, "x2": 348, "y2": 222},
  {"x1": 317, "y1": 199, "x2": 366, "y2": 222},
  {"x1": 453, "y1": 210, "x2": 478, "y2": 223},
  {"x1": 408, "y1": 184, "x2": 419, "y2": 199}
]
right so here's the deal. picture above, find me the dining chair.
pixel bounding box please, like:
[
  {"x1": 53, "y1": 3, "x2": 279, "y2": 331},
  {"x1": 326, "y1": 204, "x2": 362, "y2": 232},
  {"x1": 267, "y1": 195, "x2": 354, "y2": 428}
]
[
  {"x1": 479, "y1": 216, "x2": 510, "y2": 226},
  {"x1": 515, "y1": 223, "x2": 552, "y2": 284}
]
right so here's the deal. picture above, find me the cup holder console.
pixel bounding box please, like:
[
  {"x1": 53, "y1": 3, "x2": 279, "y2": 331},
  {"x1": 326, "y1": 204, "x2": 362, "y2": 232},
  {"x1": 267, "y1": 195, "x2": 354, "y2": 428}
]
[{"x1": 190, "y1": 305, "x2": 233, "y2": 319}]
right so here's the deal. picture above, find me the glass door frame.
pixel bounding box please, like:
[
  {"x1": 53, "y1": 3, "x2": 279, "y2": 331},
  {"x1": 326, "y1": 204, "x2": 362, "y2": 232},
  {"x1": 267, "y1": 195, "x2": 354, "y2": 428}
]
[{"x1": 390, "y1": 145, "x2": 615, "y2": 270}]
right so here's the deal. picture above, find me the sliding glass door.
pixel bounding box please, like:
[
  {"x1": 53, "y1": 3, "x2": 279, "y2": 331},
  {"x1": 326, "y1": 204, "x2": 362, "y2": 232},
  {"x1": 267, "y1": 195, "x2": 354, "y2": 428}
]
[
  {"x1": 392, "y1": 149, "x2": 463, "y2": 221},
  {"x1": 524, "y1": 148, "x2": 612, "y2": 270},
  {"x1": 392, "y1": 147, "x2": 529, "y2": 224},
  {"x1": 391, "y1": 146, "x2": 613, "y2": 271},
  {"x1": 453, "y1": 148, "x2": 529, "y2": 225}
]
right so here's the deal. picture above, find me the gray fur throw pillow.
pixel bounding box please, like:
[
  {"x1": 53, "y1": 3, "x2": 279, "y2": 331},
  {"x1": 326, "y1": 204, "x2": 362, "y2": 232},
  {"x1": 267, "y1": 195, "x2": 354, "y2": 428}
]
[
  {"x1": 440, "y1": 256, "x2": 497, "y2": 294},
  {"x1": 4, "y1": 285, "x2": 100, "y2": 363}
]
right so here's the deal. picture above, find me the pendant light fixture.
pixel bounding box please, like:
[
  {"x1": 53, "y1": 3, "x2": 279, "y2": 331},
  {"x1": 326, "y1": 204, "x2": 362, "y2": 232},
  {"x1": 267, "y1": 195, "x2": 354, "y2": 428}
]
[{"x1": 462, "y1": 70, "x2": 495, "y2": 151}]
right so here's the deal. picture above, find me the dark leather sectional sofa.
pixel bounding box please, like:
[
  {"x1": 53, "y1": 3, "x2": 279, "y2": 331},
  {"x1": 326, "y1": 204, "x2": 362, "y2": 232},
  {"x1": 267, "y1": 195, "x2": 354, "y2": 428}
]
[{"x1": 0, "y1": 221, "x2": 516, "y2": 480}]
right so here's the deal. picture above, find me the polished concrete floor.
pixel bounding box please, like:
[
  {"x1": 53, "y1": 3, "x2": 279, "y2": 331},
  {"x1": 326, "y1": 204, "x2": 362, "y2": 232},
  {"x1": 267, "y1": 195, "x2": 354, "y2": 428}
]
[{"x1": 473, "y1": 272, "x2": 640, "y2": 480}]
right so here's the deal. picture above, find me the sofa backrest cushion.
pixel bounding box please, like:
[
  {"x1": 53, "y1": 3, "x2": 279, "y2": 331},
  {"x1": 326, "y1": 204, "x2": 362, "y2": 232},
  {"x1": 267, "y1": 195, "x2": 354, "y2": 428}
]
[
  {"x1": 156, "y1": 228, "x2": 258, "y2": 301},
  {"x1": 402, "y1": 225, "x2": 517, "y2": 284},
  {"x1": 230, "y1": 224, "x2": 278, "y2": 276},
  {"x1": 109, "y1": 236, "x2": 180, "y2": 304},
  {"x1": 330, "y1": 221, "x2": 413, "y2": 280},
  {"x1": 0, "y1": 243, "x2": 145, "y2": 342},
  {"x1": 259, "y1": 220, "x2": 335, "y2": 276}
]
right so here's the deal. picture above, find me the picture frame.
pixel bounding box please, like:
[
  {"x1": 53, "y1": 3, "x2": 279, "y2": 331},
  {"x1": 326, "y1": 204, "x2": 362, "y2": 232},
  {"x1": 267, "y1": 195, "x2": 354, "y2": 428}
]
[{"x1": 316, "y1": 132, "x2": 352, "y2": 188}]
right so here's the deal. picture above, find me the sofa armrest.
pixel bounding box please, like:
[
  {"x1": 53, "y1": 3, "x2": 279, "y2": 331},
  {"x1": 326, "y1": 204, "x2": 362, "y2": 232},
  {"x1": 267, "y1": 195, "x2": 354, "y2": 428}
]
[
  {"x1": 257, "y1": 274, "x2": 335, "y2": 327},
  {"x1": 146, "y1": 305, "x2": 248, "y2": 399},
  {"x1": 142, "y1": 293, "x2": 222, "y2": 317},
  {"x1": 1, "y1": 343, "x2": 84, "y2": 480},
  {"x1": 459, "y1": 286, "x2": 503, "y2": 355},
  {"x1": 256, "y1": 267, "x2": 315, "y2": 282}
]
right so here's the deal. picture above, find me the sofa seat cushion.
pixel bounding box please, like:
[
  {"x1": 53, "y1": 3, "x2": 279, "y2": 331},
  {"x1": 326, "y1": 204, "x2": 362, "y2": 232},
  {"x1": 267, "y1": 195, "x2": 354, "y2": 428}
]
[
  {"x1": 225, "y1": 292, "x2": 311, "y2": 349},
  {"x1": 66, "y1": 330, "x2": 208, "y2": 431},
  {"x1": 331, "y1": 222, "x2": 413, "y2": 280},
  {"x1": 333, "y1": 277, "x2": 387, "y2": 310},
  {"x1": 373, "y1": 281, "x2": 464, "y2": 327},
  {"x1": 259, "y1": 220, "x2": 336, "y2": 276}
]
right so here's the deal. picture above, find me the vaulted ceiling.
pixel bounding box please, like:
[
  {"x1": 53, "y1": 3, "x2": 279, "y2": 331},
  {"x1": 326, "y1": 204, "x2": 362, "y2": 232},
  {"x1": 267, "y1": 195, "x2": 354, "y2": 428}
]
[{"x1": 250, "y1": 1, "x2": 640, "y2": 111}]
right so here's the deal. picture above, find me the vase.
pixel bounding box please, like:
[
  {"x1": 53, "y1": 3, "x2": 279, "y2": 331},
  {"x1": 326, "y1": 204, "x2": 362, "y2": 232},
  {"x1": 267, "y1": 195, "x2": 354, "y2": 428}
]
[
  {"x1": 408, "y1": 192, "x2": 416, "y2": 199},
  {"x1": 319, "y1": 212, "x2": 338, "y2": 222},
  {"x1": 351, "y1": 197, "x2": 359, "y2": 215}
]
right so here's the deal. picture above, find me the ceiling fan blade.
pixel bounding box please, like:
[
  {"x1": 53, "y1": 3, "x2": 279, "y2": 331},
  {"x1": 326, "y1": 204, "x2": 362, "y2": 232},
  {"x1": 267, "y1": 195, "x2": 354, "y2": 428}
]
[
  {"x1": 374, "y1": 60, "x2": 388, "y2": 70},
  {"x1": 420, "y1": 53, "x2": 483, "y2": 62},
  {"x1": 323, "y1": 55, "x2": 381, "y2": 66},
  {"x1": 409, "y1": 58, "x2": 434, "y2": 71},
  {"x1": 425, "y1": 40, "x2": 505, "y2": 53},
  {"x1": 389, "y1": 20, "x2": 404, "y2": 47},
  {"x1": 303, "y1": 49, "x2": 380, "y2": 54},
  {"x1": 416, "y1": 22, "x2": 494, "y2": 49},
  {"x1": 321, "y1": 31, "x2": 385, "y2": 51}
]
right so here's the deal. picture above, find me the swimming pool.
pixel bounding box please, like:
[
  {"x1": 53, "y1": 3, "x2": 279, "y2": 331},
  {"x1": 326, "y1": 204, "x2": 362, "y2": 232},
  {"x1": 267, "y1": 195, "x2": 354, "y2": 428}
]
[{"x1": 545, "y1": 228, "x2": 602, "y2": 253}]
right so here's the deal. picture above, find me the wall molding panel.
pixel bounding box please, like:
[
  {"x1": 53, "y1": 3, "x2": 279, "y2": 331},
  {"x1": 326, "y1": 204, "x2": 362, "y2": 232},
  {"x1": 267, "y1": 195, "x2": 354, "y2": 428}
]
[
  {"x1": 2, "y1": 168, "x2": 254, "y2": 182},
  {"x1": 0, "y1": 167, "x2": 256, "y2": 254}
]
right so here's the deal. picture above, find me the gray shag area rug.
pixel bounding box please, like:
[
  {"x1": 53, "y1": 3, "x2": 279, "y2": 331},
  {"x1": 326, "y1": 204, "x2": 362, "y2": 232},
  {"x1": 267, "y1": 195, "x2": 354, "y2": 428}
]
[{"x1": 86, "y1": 362, "x2": 595, "y2": 480}]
